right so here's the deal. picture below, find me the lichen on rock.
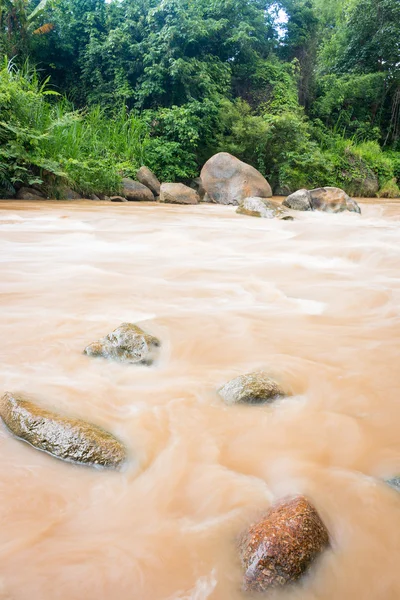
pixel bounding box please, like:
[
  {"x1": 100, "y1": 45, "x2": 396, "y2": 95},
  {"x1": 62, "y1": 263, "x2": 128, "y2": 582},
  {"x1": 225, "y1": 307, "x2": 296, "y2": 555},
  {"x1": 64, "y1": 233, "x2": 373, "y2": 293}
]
[
  {"x1": 0, "y1": 392, "x2": 126, "y2": 468},
  {"x1": 218, "y1": 371, "x2": 286, "y2": 405},
  {"x1": 84, "y1": 322, "x2": 161, "y2": 365}
]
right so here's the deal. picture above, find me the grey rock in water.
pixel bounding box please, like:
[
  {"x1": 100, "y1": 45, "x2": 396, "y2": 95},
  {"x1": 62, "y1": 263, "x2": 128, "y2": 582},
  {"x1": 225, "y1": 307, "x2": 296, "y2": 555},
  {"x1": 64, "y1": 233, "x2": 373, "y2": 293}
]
[
  {"x1": 385, "y1": 476, "x2": 400, "y2": 491},
  {"x1": 236, "y1": 197, "x2": 293, "y2": 220},
  {"x1": 0, "y1": 392, "x2": 126, "y2": 468},
  {"x1": 282, "y1": 189, "x2": 312, "y2": 211},
  {"x1": 121, "y1": 178, "x2": 154, "y2": 201},
  {"x1": 136, "y1": 166, "x2": 160, "y2": 196},
  {"x1": 16, "y1": 187, "x2": 45, "y2": 200},
  {"x1": 201, "y1": 152, "x2": 272, "y2": 205},
  {"x1": 189, "y1": 177, "x2": 206, "y2": 200},
  {"x1": 218, "y1": 371, "x2": 286, "y2": 405},
  {"x1": 89, "y1": 194, "x2": 101, "y2": 201},
  {"x1": 84, "y1": 322, "x2": 161, "y2": 365},
  {"x1": 309, "y1": 187, "x2": 361, "y2": 214},
  {"x1": 160, "y1": 183, "x2": 199, "y2": 205},
  {"x1": 57, "y1": 186, "x2": 81, "y2": 200},
  {"x1": 239, "y1": 496, "x2": 330, "y2": 593},
  {"x1": 110, "y1": 195, "x2": 128, "y2": 202}
]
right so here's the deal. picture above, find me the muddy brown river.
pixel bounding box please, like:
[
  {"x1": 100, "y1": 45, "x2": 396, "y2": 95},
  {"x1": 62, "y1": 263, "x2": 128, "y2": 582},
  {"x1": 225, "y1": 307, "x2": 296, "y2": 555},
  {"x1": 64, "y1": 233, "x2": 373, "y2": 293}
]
[{"x1": 0, "y1": 199, "x2": 399, "y2": 600}]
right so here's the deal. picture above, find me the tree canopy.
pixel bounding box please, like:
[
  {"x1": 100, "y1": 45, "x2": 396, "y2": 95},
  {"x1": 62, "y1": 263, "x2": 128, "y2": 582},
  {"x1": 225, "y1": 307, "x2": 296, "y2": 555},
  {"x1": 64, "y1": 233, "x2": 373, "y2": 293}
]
[{"x1": 0, "y1": 0, "x2": 399, "y2": 197}]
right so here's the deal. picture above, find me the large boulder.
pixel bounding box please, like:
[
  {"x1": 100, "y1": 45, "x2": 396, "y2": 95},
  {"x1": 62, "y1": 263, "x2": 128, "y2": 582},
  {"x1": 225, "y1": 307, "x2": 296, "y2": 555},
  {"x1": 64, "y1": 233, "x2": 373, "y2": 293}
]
[
  {"x1": 282, "y1": 189, "x2": 312, "y2": 211},
  {"x1": 84, "y1": 322, "x2": 161, "y2": 365},
  {"x1": 309, "y1": 187, "x2": 361, "y2": 214},
  {"x1": 160, "y1": 183, "x2": 199, "y2": 205},
  {"x1": 16, "y1": 187, "x2": 45, "y2": 200},
  {"x1": 121, "y1": 178, "x2": 154, "y2": 201},
  {"x1": 0, "y1": 392, "x2": 126, "y2": 468},
  {"x1": 239, "y1": 496, "x2": 329, "y2": 592},
  {"x1": 136, "y1": 166, "x2": 161, "y2": 196},
  {"x1": 200, "y1": 152, "x2": 272, "y2": 205},
  {"x1": 236, "y1": 197, "x2": 292, "y2": 220},
  {"x1": 218, "y1": 371, "x2": 286, "y2": 405}
]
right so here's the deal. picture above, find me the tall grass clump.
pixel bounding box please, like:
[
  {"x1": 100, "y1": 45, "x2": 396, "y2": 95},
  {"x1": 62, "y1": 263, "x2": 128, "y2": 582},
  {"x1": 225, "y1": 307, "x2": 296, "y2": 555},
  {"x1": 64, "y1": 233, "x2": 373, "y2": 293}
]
[{"x1": 0, "y1": 60, "x2": 149, "y2": 197}]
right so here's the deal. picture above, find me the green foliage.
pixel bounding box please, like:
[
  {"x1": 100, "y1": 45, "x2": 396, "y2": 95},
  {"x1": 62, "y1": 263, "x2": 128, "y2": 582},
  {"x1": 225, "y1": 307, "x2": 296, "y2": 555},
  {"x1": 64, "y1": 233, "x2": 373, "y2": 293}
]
[
  {"x1": 377, "y1": 178, "x2": 400, "y2": 198},
  {"x1": 0, "y1": 60, "x2": 148, "y2": 196},
  {"x1": 1, "y1": 0, "x2": 400, "y2": 198}
]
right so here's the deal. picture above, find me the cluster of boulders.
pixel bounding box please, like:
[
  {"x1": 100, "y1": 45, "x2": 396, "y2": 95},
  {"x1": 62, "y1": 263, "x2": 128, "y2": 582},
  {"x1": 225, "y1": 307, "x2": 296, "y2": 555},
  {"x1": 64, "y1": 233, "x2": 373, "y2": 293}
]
[
  {"x1": 2, "y1": 321, "x2": 398, "y2": 593},
  {"x1": 5, "y1": 152, "x2": 362, "y2": 213}
]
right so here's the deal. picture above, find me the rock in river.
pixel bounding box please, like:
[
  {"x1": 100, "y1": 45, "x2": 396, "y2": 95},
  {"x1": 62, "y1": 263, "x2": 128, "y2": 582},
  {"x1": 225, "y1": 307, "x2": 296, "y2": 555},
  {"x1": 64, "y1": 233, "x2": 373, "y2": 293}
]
[
  {"x1": 136, "y1": 166, "x2": 161, "y2": 196},
  {"x1": 160, "y1": 182, "x2": 199, "y2": 204},
  {"x1": 84, "y1": 322, "x2": 161, "y2": 365},
  {"x1": 239, "y1": 496, "x2": 330, "y2": 593},
  {"x1": 0, "y1": 392, "x2": 126, "y2": 468},
  {"x1": 201, "y1": 152, "x2": 272, "y2": 205},
  {"x1": 218, "y1": 371, "x2": 286, "y2": 405},
  {"x1": 236, "y1": 197, "x2": 293, "y2": 219},
  {"x1": 282, "y1": 189, "x2": 312, "y2": 211},
  {"x1": 121, "y1": 178, "x2": 154, "y2": 201},
  {"x1": 309, "y1": 187, "x2": 361, "y2": 214},
  {"x1": 385, "y1": 476, "x2": 400, "y2": 492}
]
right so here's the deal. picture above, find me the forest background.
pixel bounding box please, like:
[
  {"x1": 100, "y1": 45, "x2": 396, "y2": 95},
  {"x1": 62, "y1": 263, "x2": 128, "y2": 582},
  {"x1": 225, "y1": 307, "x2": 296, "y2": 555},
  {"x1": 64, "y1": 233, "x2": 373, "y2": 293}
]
[{"x1": 1, "y1": 0, "x2": 399, "y2": 198}]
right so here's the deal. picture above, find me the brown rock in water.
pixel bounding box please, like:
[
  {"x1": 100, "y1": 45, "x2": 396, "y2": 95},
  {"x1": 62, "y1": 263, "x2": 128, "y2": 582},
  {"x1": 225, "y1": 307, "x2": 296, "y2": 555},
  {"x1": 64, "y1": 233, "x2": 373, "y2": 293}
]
[
  {"x1": 136, "y1": 166, "x2": 161, "y2": 196},
  {"x1": 236, "y1": 197, "x2": 293, "y2": 220},
  {"x1": 121, "y1": 178, "x2": 154, "y2": 201},
  {"x1": 160, "y1": 183, "x2": 199, "y2": 205},
  {"x1": 309, "y1": 187, "x2": 361, "y2": 214},
  {"x1": 0, "y1": 392, "x2": 126, "y2": 468},
  {"x1": 239, "y1": 496, "x2": 329, "y2": 593},
  {"x1": 218, "y1": 371, "x2": 286, "y2": 405},
  {"x1": 84, "y1": 322, "x2": 161, "y2": 365},
  {"x1": 200, "y1": 152, "x2": 272, "y2": 205}
]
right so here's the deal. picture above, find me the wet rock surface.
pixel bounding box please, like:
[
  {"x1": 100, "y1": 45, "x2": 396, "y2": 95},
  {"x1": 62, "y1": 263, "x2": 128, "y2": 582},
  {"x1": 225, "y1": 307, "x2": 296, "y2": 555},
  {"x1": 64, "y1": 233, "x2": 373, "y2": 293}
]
[
  {"x1": 310, "y1": 187, "x2": 361, "y2": 213},
  {"x1": 110, "y1": 195, "x2": 128, "y2": 202},
  {"x1": 283, "y1": 189, "x2": 312, "y2": 211},
  {"x1": 239, "y1": 496, "x2": 330, "y2": 593},
  {"x1": 218, "y1": 371, "x2": 286, "y2": 405},
  {"x1": 84, "y1": 322, "x2": 161, "y2": 365},
  {"x1": 201, "y1": 152, "x2": 272, "y2": 205},
  {"x1": 16, "y1": 187, "x2": 45, "y2": 200},
  {"x1": 236, "y1": 197, "x2": 293, "y2": 219},
  {"x1": 0, "y1": 392, "x2": 126, "y2": 468},
  {"x1": 385, "y1": 476, "x2": 400, "y2": 491},
  {"x1": 160, "y1": 183, "x2": 199, "y2": 204},
  {"x1": 136, "y1": 166, "x2": 161, "y2": 196},
  {"x1": 121, "y1": 178, "x2": 154, "y2": 201}
]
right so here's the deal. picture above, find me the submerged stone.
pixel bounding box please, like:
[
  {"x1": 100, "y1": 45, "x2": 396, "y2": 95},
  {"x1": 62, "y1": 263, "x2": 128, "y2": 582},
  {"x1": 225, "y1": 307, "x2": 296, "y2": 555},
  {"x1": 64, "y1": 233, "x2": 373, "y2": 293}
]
[
  {"x1": 218, "y1": 371, "x2": 285, "y2": 405},
  {"x1": 385, "y1": 476, "x2": 400, "y2": 491},
  {"x1": 84, "y1": 322, "x2": 161, "y2": 365},
  {"x1": 239, "y1": 496, "x2": 330, "y2": 593},
  {"x1": 0, "y1": 392, "x2": 126, "y2": 468},
  {"x1": 236, "y1": 197, "x2": 293, "y2": 219}
]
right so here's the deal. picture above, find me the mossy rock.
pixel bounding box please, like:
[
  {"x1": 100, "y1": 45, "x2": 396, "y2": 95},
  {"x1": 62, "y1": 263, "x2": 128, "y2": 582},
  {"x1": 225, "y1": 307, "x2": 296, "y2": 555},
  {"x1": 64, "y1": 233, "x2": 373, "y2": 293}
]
[
  {"x1": 0, "y1": 392, "x2": 126, "y2": 468},
  {"x1": 218, "y1": 371, "x2": 286, "y2": 405},
  {"x1": 84, "y1": 322, "x2": 161, "y2": 365}
]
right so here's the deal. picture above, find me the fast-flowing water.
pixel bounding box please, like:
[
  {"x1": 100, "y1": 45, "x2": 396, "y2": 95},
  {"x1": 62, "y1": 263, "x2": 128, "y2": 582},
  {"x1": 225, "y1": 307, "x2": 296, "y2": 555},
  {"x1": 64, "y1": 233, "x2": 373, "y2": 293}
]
[{"x1": 0, "y1": 199, "x2": 399, "y2": 600}]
